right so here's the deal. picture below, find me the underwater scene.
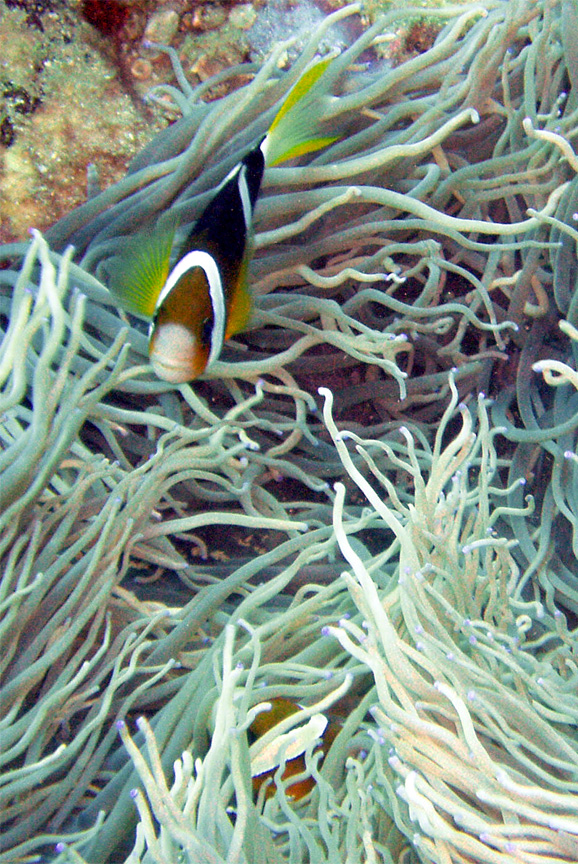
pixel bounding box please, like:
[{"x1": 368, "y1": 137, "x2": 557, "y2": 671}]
[{"x1": 2, "y1": 0, "x2": 578, "y2": 861}]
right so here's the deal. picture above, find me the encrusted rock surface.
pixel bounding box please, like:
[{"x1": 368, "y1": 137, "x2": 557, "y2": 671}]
[{"x1": 0, "y1": 0, "x2": 454, "y2": 242}]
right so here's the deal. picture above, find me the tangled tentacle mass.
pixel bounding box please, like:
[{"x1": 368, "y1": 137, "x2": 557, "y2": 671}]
[{"x1": 2, "y1": 1, "x2": 578, "y2": 861}]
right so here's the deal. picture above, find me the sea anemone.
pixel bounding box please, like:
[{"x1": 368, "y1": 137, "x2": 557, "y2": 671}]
[{"x1": 1, "y1": 0, "x2": 578, "y2": 861}]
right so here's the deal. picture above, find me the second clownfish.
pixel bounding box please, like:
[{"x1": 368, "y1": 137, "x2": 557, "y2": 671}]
[
  {"x1": 249, "y1": 696, "x2": 340, "y2": 801},
  {"x1": 107, "y1": 57, "x2": 339, "y2": 383}
]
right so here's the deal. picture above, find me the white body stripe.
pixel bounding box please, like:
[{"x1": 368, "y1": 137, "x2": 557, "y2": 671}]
[
  {"x1": 155, "y1": 249, "x2": 226, "y2": 371},
  {"x1": 259, "y1": 135, "x2": 271, "y2": 164},
  {"x1": 221, "y1": 162, "x2": 242, "y2": 186},
  {"x1": 237, "y1": 164, "x2": 253, "y2": 229}
]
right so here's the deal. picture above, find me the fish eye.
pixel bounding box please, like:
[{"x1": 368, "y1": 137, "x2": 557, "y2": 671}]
[{"x1": 201, "y1": 316, "x2": 213, "y2": 346}]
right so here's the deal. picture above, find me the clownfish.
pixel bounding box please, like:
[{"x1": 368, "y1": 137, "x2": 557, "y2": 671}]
[
  {"x1": 107, "y1": 57, "x2": 339, "y2": 383},
  {"x1": 249, "y1": 696, "x2": 340, "y2": 801}
]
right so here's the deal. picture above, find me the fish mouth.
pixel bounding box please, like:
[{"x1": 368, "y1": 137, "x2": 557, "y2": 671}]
[
  {"x1": 149, "y1": 321, "x2": 205, "y2": 383},
  {"x1": 150, "y1": 354, "x2": 195, "y2": 383}
]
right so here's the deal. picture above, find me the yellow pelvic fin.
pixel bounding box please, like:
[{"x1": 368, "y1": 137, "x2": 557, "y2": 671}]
[
  {"x1": 263, "y1": 55, "x2": 340, "y2": 168},
  {"x1": 106, "y1": 213, "x2": 177, "y2": 318},
  {"x1": 225, "y1": 255, "x2": 252, "y2": 339},
  {"x1": 225, "y1": 283, "x2": 253, "y2": 339}
]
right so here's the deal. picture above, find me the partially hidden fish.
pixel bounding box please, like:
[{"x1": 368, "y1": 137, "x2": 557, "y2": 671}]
[
  {"x1": 107, "y1": 56, "x2": 339, "y2": 383},
  {"x1": 249, "y1": 696, "x2": 340, "y2": 801}
]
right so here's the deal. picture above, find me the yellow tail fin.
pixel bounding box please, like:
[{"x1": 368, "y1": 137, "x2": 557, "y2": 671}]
[{"x1": 262, "y1": 56, "x2": 340, "y2": 168}]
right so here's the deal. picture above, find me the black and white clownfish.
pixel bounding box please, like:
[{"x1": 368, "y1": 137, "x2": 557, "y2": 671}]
[{"x1": 107, "y1": 57, "x2": 339, "y2": 383}]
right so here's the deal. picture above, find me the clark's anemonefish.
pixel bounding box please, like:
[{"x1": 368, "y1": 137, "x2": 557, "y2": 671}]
[
  {"x1": 249, "y1": 696, "x2": 341, "y2": 801},
  {"x1": 107, "y1": 56, "x2": 339, "y2": 383}
]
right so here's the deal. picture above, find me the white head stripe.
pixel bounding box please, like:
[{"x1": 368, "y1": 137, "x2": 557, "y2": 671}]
[{"x1": 155, "y1": 249, "x2": 226, "y2": 371}]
